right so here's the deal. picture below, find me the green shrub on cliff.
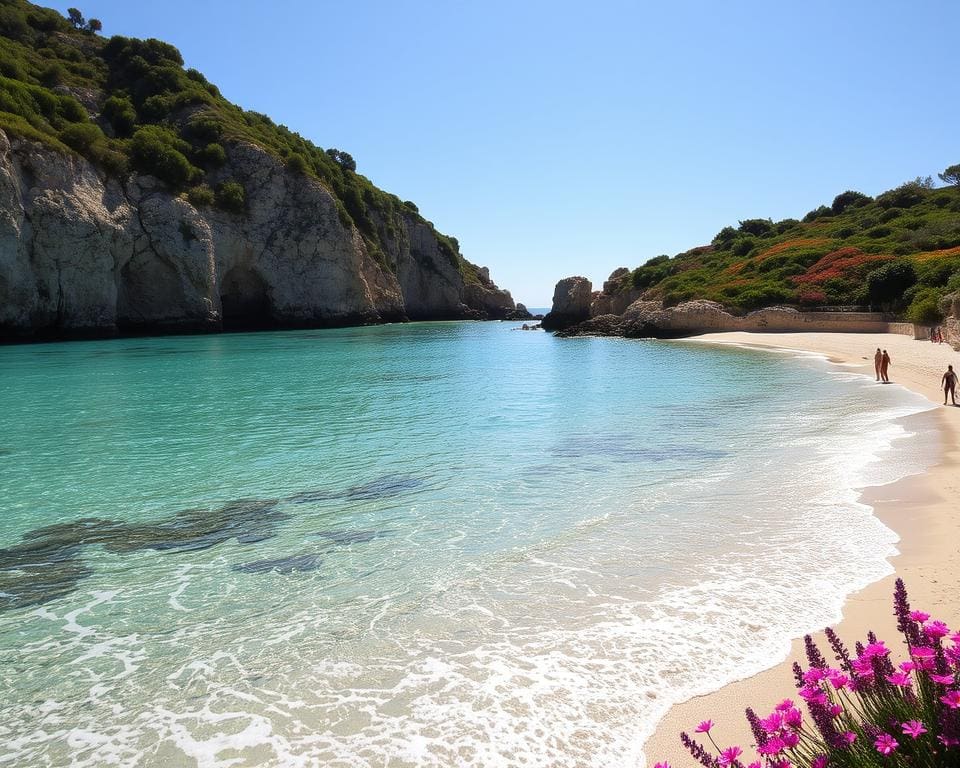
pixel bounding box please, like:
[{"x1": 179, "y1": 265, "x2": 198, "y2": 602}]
[
  {"x1": 129, "y1": 125, "x2": 199, "y2": 188},
  {"x1": 215, "y1": 180, "x2": 245, "y2": 213}
]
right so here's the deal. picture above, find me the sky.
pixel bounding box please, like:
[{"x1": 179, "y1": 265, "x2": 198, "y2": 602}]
[{"x1": 47, "y1": 0, "x2": 960, "y2": 306}]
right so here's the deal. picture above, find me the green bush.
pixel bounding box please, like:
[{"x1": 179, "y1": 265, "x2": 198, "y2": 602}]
[
  {"x1": 215, "y1": 180, "x2": 245, "y2": 213},
  {"x1": 876, "y1": 181, "x2": 928, "y2": 209},
  {"x1": 40, "y1": 62, "x2": 66, "y2": 87},
  {"x1": 102, "y1": 95, "x2": 136, "y2": 136},
  {"x1": 905, "y1": 290, "x2": 943, "y2": 324},
  {"x1": 59, "y1": 121, "x2": 104, "y2": 153},
  {"x1": 196, "y1": 142, "x2": 226, "y2": 167},
  {"x1": 712, "y1": 226, "x2": 738, "y2": 246},
  {"x1": 866, "y1": 261, "x2": 916, "y2": 308},
  {"x1": 831, "y1": 190, "x2": 871, "y2": 214},
  {"x1": 802, "y1": 205, "x2": 831, "y2": 223},
  {"x1": 731, "y1": 237, "x2": 756, "y2": 256},
  {"x1": 129, "y1": 125, "x2": 198, "y2": 188},
  {"x1": 186, "y1": 184, "x2": 214, "y2": 207},
  {"x1": 738, "y1": 218, "x2": 774, "y2": 237},
  {"x1": 286, "y1": 152, "x2": 307, "y2": 173}
]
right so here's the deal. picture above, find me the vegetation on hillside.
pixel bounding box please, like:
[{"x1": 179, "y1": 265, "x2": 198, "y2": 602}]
[
  {"x1": 614, "y1": 173, "x2": 960, "y2": 323},
  {"x1": 0, "y1": 0, "x2": 478, "y2": 279}
]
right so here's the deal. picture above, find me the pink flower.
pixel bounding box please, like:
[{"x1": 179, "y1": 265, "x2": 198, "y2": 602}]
[
  {"x1": 695, "y1": 720, "x2": 713, "y2": 734},
  {"x1": 939, "y1": 734, "x2": 960, "y2": 747},
  {"x1": 940, "y1": 690, "x2": 960, "y2": 709},
  {"x1": 828, "y1": 704, "x2": 843, "y2": 717},
  {"x1": 910, "y1": 610, "x2": 931, "y2": 622},
  {"x1": 758, "y1": 738, "x2": 784, "y2": 756},
  {"x1": 947, "y1": 646, "x2": 960, "y2": 664},
  {"x1": 948, "y1": 631, "x2": 960, "y2": 645},
  {"x1": 827, "y1": 670, "x2": 849, "y2": 689},
  {"x1": 899, "y1": 661, "x2": 916, "y2": 673},
  {"x1": 840, "y1": 731, "x2": 857, "y2": 745},
  {"x1": 924, "y1": 620, "x2": 950, "y2": 638},
  {"x1": 864, "y1": 641, "x2": 890, "y2": 658},
  {"x1": 770, "y1": 760, "x2": 792, "y2": 768},
  {"x1": 812, "y1": 756, "x2": 828, "y2": 768},
  {"x1": 719, "y1": 746, "x2": 742, "y2": 767},
  {"x1": 655, "y1": 762, "x2": 671, "y2": 768},
  {"x1": 775, "y1": 699, "x2": 795, "y2": 712},
  {"x1": 912, "y1": 647, "x2": 937, "y2": 670},
  {"x1": 760, "y1": 712, "x2": 783, "y2": 733},
  {"x1": 799, "y1": 685, "x2": 827, "y2": 705},
  {"x1": 885, "y1": 671, "x2": 912, "y2": 687},
  {"x1": 874, "y1": 733, "x2": 899, "y2": 755},
  {"x1": 902, "y1": 720, "x2": 927, "y2": 739},
  {"x1": 930, "y1": 673, "x2": 955, "y2": 685},
  {"x1": 748, "y1": 763, "x2": 762, "y2": 768},
  {"x1": 804, "y1": 667, "x2": 827, "y2": 684},
  {"x1": 782, "y1": 731, "x2": 799, "y2": 749},
  {"x1": 851, "y1": 657, "x2": 875, "y2": 678},
  {"x1": 784, "y1": 708, "x2": 802, "y2": 729}
]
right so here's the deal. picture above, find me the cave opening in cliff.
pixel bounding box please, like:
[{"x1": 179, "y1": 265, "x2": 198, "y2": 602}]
[{"x1": 220, "y1": 267, "x2": 272, "y2": 330}]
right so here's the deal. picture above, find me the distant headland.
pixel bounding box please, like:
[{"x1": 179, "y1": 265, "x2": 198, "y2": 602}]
[{"x1": 543, "y1": 168, "x2": 960, "y2": 346}]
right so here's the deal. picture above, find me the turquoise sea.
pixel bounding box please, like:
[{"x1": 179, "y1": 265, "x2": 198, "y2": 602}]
[{"x1": 0, "y1": 322, "x2": 939, "y2": 767}]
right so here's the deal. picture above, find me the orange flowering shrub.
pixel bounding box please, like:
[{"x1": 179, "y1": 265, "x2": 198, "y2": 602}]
[
  {"x1": 792, "y1": 248, "x2": 892, "y2": 286},
  {"x1": 912, "y1": 246, "x2": 960, "y2": 263},
  {"x1": 757, "y1": 238, "x2": 832, "y2": 261}
]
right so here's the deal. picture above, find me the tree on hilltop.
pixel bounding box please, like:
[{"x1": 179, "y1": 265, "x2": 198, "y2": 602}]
[
  {"x1": 940, "y1": 164, "x2": 960, "y2": 187},
  {"x1": 66, "y1": 7, "x2": 84, "y2": 28},
  {"x1": 65, "y1": 8, "x2": 101, "y2": 33},
  {"x1": 326, "y1": 148, "x2": 356, "y2": 172}
]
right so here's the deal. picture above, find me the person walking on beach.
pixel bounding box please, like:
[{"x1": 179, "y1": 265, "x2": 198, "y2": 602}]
[
  {"x1": 874, "y1": 348, "x2": 882, "y2": 381},
  {"x1": 943, "y1": 364, "x2": 958, "y2": 405},
  {"x1": 880, "y1": 349, "x2": 891, "y2": 382}
]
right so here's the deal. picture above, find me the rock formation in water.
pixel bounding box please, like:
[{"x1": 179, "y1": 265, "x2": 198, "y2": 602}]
[{"x1": 540, "y1": 276, "x2": 593, "y2": 330}]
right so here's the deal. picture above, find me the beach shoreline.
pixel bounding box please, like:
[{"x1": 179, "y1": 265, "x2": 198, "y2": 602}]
[{"x1": 642, "y1": 331, "x2": 960, "y2": 768}]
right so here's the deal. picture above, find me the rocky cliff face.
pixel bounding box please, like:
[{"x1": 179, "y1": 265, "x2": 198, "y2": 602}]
[{"x1": 0, "y1": 132, "x2": 516, "y2": 340}]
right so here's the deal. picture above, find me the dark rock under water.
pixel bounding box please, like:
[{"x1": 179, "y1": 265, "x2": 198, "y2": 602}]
[
  {"x1": 232, "y1": 553, "x2": 323, "y2": 574},
  {"x1": 0, "y1": 498, "x2": 286, "y2": 611},
  {"x1": 0, "y1": 471, "x2": 419, "y2": 610}
]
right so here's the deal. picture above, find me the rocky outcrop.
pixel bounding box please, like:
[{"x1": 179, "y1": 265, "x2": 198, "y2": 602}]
[
  {"x1": 541, "y1": 276, "x2": 593, "y2": 330},
  {"x1": 590, "y1": 268, "x2": 644, "y2": 316},
  {"x1": 0, "y1": 132, "x2": 517, "y2": 340},
  {"x1": 555, "y1": 297, "x2": 898, "y2": 338},
  {"x1": 940, "y1": 292, "x2": 960, "y2": 350}
]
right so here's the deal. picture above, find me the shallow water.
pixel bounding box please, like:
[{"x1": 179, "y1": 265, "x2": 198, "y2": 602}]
[{"x1": 0, "y1": 323, "x2": 938, "y2": 767}]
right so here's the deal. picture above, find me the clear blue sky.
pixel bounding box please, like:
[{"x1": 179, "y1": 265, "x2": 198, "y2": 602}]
[{"x1": 48, "y1": 1, "x2": 960, "y2": 306}]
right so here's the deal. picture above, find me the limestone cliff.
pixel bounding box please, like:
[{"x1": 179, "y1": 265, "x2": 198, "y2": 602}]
[{"x1": 0, "y1": 131, "x2": 517, "y2": 340}]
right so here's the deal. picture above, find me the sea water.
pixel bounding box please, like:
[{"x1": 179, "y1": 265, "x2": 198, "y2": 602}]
[{"x1": 0, "y1": 323, "x2": 940, "y2": 767}]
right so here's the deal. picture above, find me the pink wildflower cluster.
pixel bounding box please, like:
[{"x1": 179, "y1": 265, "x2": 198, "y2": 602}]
[{"x1": 666, "y1": 580, "x2": 960, "y2": 768}]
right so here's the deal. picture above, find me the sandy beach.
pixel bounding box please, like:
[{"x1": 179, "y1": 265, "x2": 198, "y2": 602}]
[{"x1": 644, "y1": 331, "x2": 960, "y2": 768}]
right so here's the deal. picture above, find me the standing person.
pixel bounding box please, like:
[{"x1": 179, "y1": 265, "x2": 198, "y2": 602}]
[
  {"x1": 880, "y1": 349, "x2": 891, "y2": 382},
  {"x1": 931, "y1": 327, "x2": 938, "y2": 343},
  {"x1": 943, "y1": 364, "x2": 958, "y2": 405},
  {"x1": 874, "y1": 348, "x2": 882, "y2": 381}
]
